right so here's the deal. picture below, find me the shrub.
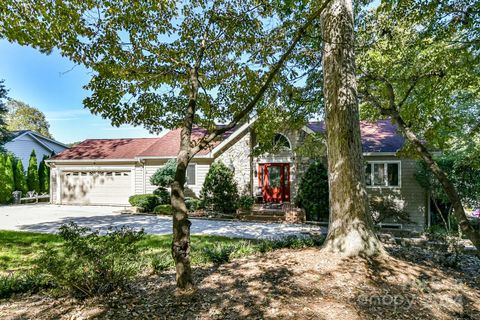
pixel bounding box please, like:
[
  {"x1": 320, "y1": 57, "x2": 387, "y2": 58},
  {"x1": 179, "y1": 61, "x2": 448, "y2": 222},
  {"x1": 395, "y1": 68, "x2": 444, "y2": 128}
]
[
  {"x1": 27, "y1": 150, "x2": 39, "y2": 193},
  {"x1": 185, "y1": 197, "x2": 202, "y2": 211},
  {"x1": 38, "y1": 155, "x2": 50, "y2": 194},
  {"x1": 4, "y1": 155, "x2": 14, "y2": 203},
  {"x1": 0, "y1": 271, "x2": 54, "y2": 299},
  {"x1": 153, "y1": 204, "x2": 173, "y2": 215},
  {"x1": 150, "y1": 159, "x2": 176, "y2": 187},
  {"x1": 237, "y1": 195, "x2": 254, "y2": 210},
  {"x1": 296, "y1": 161, "x2": 329, "y2": 221},
  {"x1": 369, "y1": 196, "x2": 413, "y2": 224},
  {"x1": 257, "y1": 235, "x2": 325, "y2": 253},
  {"x1": 129, "y1": 194, "x2": 159, "y2": 212},
  {"x1": 14, "y1": 158, "x2": 27, "y2": 194},
  {"x1": 37, "y1": 222, "x2": 145, "y2": 298},
  {"x1": 153, "y1": 187, "x2": 171, "y2": 204},
  {"x1": 151, "y1": 253, "x2": 174, "y2": 273},
  {"x1": 202, "y1": 243, "x2": 238, "y2": 265},
  {"x1": 200, "y1": 162, "x2": 239, "y2": 213},
  {"x1": 0, "y1": 154, "x2": 7, "y2": 203}
]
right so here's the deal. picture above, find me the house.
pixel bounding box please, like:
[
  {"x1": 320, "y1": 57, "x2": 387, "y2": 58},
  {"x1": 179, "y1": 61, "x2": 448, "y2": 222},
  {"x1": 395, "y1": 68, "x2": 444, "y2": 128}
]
[
  {"x1": 4, "y1": 130, "x2": 68, "y2": 169},
  {"x1": 47, "y1": 119, "x2": 428, "y2": 231}
]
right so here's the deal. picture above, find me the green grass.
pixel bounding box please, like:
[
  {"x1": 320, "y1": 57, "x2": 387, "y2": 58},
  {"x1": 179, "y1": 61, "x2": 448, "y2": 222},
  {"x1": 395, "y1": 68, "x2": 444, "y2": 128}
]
[{"x1": 0, "y1": 230, "x2": 324, "y2": 273}]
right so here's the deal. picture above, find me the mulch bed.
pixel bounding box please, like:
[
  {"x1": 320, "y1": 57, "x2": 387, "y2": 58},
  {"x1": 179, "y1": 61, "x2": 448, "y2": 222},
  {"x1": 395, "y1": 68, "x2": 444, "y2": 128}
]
[{"x1": 1, "y1": 244, "x2": 479, "y2": 319}]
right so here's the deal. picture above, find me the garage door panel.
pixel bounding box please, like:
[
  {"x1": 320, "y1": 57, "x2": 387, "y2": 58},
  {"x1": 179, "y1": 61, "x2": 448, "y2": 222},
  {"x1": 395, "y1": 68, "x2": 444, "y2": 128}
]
[{"x1": 62, "y1": 171, "x2": 131, "y2": 205}]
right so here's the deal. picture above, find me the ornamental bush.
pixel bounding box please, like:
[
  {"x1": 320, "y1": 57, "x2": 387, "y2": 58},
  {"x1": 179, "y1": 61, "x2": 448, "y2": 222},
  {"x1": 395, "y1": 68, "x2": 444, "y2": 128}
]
[
  {"x1": 37, "y1": 222, "x2": 145, "y2": 298},
  {"x1": 128, "y1": 194, "x2": 159, "y2": 212},
  {"x1": 27, "y1": 150, "x2": 39, "y2": 193},
  {"x1": 0, "y1": 154, "x2": 7, "y2": 203},
  {"x1": 4, "y1": 154, "x2": 14, "y2": 203},
  {"x1": 38, "y1": 155, "x2": 50, "y2": 193},
  {"x1": 296, "y1": 161, "x2": 329, "y2": 221},
  {"x1": 185, "y1": 197, "x2": 202, "y2": 211},
  {"x1": 237, "y1": 195, "x2": 254, "y2": 210},
  {"x1": 200, "y1": 162, "x2": 239, "y2": 214},
  {"x1": 153, "y1": 204, "x2": 173, "y2": 215},
  {"x1": 150, "y1": 159, "x2": 176, "y2": 187},
  {"x1": 153, "y1": 187, "x2": 171, "y2": 205},
  {"x1": 13, "y1": 157, "x2": 27, "y2": 194}
]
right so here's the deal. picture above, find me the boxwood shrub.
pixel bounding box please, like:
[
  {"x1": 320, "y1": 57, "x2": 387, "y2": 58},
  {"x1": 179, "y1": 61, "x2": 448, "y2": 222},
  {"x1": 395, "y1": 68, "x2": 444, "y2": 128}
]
[
  {"x1": 153, "y1": 204, "x2": 173, "y2": 215},
  {"x1": 128, "y1": 194, "x2": 159, "y2": 212}
]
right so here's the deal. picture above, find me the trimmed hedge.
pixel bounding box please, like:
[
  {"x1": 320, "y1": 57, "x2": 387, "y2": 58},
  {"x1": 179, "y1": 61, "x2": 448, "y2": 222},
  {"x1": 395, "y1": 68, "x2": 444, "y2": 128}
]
[
  {"x1": 153, "y1": 187, "x2": 171, "y2": 205},
  {"x1": 185, "y1": 197, "x2": 202, "y2": 211},
  {"x1": 237, "y1": 195, "x2": 254, "y2": 210},
  {"x1": 153, "y1": 204, "x2": 173, "y2": 215},
  {"x1": 128, "y1": 194, "x2": 159, "y2": 212}
]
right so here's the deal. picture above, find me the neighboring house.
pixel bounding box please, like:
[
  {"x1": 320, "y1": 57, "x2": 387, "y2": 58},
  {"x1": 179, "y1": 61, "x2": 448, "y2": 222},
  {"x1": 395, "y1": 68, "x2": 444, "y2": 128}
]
[
  {"x1": 47, "y1": 119, "x2": 428, "y2": 231},
  {"x1": 4, "y1": 130, "x2": 68, "y2": 169}
]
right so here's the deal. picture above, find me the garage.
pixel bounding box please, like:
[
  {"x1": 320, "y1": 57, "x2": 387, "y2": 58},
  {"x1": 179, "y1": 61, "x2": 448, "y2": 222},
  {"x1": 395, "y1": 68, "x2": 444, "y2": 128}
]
[{"x1": 61, "y1": 171, "x2": 132, "y2": 205}]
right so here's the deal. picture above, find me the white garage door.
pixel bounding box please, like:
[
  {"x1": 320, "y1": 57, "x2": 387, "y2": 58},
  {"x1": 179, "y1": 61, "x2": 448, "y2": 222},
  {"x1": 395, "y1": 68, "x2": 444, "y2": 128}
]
[{"x1": 61, "y1": 171, "x2": 132, "y2": 205}]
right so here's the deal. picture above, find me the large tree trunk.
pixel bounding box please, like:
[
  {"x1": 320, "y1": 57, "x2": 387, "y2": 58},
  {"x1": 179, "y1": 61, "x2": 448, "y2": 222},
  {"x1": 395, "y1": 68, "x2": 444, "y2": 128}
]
[
  {"x1": 320, "y1": 0, "x2": 384, "y2": 256},
  {"x1": 171, "y1": 69, "x2": 198, "y2": 290},
  {"x1": 391, "y1": 113, "x2": 480, "y2": 250}
]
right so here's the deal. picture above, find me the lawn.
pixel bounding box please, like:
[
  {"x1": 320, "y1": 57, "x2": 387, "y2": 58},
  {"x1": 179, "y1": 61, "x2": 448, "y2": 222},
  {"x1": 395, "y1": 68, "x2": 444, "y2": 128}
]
[{"x1": 0, "y1": 230, "x2": 255, "y2": 273}]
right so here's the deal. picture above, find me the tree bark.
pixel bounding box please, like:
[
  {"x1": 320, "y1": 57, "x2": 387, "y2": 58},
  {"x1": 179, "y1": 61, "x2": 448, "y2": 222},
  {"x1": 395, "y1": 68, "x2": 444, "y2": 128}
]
[
  {"x1": 171, "y1": 68, "x2": 198, "y2": 291},
  {"x1": 320, "y1": 0, "x2": 384, "y2": 256},
  {"x1": 390, "y1": 112, "x2": 480, "y2": 250}
]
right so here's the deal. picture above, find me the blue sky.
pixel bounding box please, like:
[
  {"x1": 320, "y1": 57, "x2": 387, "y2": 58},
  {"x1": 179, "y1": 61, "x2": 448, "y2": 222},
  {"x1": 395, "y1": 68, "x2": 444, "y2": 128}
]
[{"x1": 0, "y1": 39, "x2": 160, "y2": 144}]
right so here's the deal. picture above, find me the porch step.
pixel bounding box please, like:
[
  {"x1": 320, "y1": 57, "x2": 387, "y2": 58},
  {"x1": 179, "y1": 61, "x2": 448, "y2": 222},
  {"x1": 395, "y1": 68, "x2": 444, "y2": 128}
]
[{"x1": 237, "y1": 214, "x2": 285, "y2": 222}]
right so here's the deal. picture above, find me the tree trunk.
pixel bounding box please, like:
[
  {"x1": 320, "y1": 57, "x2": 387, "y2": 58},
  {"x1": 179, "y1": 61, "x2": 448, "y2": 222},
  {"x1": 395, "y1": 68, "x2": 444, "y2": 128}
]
[
  {"x1": 171, "y1": 69, "x2": 198, "y2": 290},
  {"x1": 320, "y1": 0, "x2": 384, "y2": 256},
  {"x1": 391, "y1": 112, "x2": 480, "y2": 250}
]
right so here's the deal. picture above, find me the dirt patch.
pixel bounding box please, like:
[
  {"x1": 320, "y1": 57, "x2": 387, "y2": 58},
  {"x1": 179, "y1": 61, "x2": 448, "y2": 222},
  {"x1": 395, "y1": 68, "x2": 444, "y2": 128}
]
[{"x1": 1, "y1": 245, "x2": 479, "y2": 319}]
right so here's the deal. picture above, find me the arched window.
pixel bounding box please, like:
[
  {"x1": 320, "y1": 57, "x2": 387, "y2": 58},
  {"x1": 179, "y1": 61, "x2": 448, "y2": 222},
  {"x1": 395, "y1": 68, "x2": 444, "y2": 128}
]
[{"x1": 273, "y1": 133, "x2": 291, "y2": 150}]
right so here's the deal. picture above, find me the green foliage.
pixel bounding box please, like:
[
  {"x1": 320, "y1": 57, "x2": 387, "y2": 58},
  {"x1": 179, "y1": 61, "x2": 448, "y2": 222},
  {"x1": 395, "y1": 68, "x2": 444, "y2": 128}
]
[
  {"x1": 13, "y1": 158, "x2": 27, "y2": 194},
  {"x1": 128, "y1": 194, "x2": 159, "y2": 212},
  {"x1": 237, "y1": 195, "x2": 254, "y2": 210},
  {"x1": 27, "y1": 150, "x2": 39, "y2": 193},
  {"x1": 200, "y1": 162, "x2": 239, "y2": 214},
  {"x1": 6, "y1": 100, "x2": 52, "y2": 138},
  {"x1": 369, "y1": 196, "x2": 413, "y2": 224},
  {"x1": 38, "y1": 155, "x2": 50, "y2": 193},
  {"x1": 37, "y1": 223, "x2": 145, "y2": 298},
  {"x1": 202, "y1": 243, "x2": 238, "y2": 265},
  {"x1": 4, "y1": 154, "x2": 14, "y2": 202},
  {"x1": 150, "y1": 159, "x2": 176, "y2": 188},
  {"x1": 185, "y1": 197, "x2": 202, "y2": 212},
  {"x1": 0, "y1": 154, "x2": 7, "y2": 203},
  {"x1": 153, "y1": 204, "x2": 173, "y2": 215},
  {"x1": 257, "y1": 235, "x2": 325, "y2": 253},
  {"x1": 415, "y1": 153, "x2": 480, "y2": 209},
  {"x1": 151, "y1": 253, "x2": 174, "y2": 274},
  {"x1": 153, "y1": 187, "x2": 171, "y2": 205},
  {"x1": 0, "y1": 271, "x2": 54, "y2": 299},
  {"x1": 0, "y1": 80, "x2": 10, "y2": 151},
  {"x1": 296, "y1": 161, "x2": 329, "y2": 221}
]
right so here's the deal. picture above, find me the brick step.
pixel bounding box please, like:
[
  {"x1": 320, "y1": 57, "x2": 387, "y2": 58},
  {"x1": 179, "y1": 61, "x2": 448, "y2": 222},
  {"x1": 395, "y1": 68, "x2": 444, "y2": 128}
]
[
  {"x1": 238, "y1": 211, "x2": 285, "y2": 217},
  {"x1": 238, "y1": 215, "x2": 285, "y2": 222}
]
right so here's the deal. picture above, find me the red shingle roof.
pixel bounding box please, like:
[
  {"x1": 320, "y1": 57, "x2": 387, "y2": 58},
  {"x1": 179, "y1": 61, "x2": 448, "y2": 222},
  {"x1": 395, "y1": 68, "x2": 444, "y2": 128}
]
[
  {"x1": 51, "y1": 120, "x2": 404, "y2": 161},
  {"x1": 51, "y1": 126, "x2": 237, "y2": 160}
]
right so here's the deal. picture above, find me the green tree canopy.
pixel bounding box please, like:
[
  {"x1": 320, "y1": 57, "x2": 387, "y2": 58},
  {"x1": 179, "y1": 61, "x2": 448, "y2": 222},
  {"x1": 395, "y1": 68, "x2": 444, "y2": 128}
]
[
  {"x1": 27, "y1": 150, "x2": 39, "y2": 193},
  {"x1": 0, "y1": 80, "x2": 10, "y2": 151},
  {"x1": 6, "y1": 100, "x2": 52, "y2": 138},
  {"x1": 150, "y1": 159, "x2": 177, "y2": 188}
]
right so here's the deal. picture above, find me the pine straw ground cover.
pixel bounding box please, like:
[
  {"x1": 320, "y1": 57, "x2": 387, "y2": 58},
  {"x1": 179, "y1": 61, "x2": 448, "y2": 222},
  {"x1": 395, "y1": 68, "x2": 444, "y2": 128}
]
[{"x1": 1, "y1": 243, "x2": 479, "y2": 320}]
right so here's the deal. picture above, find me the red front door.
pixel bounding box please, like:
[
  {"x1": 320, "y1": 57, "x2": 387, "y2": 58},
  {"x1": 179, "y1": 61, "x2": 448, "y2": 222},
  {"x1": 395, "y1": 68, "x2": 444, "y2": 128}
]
[{"x1": 258, "y1": 163, "x2": 290, "y2": 203}]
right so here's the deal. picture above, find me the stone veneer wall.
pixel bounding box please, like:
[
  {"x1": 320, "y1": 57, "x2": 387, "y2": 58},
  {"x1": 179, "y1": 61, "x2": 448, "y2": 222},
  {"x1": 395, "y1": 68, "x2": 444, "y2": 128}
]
[{"x1": 215, "y1": 131, "x2": 252, "y2": 195}]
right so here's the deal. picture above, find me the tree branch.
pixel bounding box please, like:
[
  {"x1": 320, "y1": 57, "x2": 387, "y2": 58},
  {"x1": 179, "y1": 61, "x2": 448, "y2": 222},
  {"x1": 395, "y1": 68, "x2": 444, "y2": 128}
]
[{"x1": 189, "y1": 0, "x2": 333, "y2": 157}]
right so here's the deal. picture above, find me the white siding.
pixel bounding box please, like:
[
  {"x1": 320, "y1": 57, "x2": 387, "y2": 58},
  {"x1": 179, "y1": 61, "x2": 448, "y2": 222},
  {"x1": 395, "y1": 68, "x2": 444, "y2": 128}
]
[
  {"x1": 142, "y1": 159, "x2": 212, "y2": 197},
  {"x1": 4, "y1": 134, "x2": 53, "y2": 169}
]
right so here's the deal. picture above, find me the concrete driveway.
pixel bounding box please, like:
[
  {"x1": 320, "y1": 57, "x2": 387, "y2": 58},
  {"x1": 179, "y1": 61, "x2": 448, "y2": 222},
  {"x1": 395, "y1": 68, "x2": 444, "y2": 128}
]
[{"x1": 0, "y1": 204, "x2": 325, "y2": 239}]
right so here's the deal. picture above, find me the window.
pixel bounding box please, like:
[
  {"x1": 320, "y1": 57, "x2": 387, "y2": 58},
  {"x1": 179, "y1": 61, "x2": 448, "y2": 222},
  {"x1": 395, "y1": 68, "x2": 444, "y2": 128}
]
[
  {"x1": 186, "y1": 164, "x2": 196, "y2": 185},
  {"x1": 365, "y1": 162, "x2": 400, "y2": 187},
  {"x1": 273, "y1": 133, "x2": 291, "y2": 150}
]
